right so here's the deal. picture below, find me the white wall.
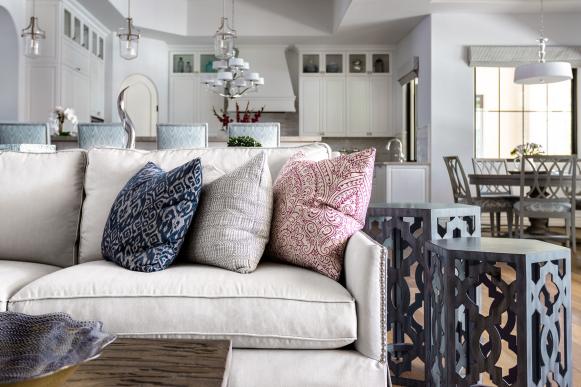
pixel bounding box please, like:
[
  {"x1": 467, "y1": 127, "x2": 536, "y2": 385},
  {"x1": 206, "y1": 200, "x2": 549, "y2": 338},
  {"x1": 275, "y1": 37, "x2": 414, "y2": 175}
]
[
  {"x1": 108, "y1": 36, "x2": 169, "y2": 123},
  {"x1": 0, "y1": 6, "x2": 19, "y2": 120},
  {"x1": 428, "y1": 12, "x2": 581, "y2": 202},
  {"x1": 109, "y1": 0, "x2": 188, "y2": 36},
  {"x1": 394, "y1": 16, "x2": 431, "y2": 162},
  {"x1": 0, "y1": 0, "x2": 27, "y2": 120}
]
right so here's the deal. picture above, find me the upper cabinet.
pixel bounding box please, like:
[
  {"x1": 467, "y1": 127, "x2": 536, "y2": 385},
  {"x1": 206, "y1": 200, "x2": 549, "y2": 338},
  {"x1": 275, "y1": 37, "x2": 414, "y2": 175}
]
[
  {"x1": 298, "y1": 47, "x2": 393, "y2": 138},
  {"x1": 63, "y1": 5, "x2": 105, "y2": 60},
  {"x1": 25, "y1": 0, "x2": 108, "y2": 123},
  {"x1": 168, "y1": 51, "x2": 225, "y2": 136}
]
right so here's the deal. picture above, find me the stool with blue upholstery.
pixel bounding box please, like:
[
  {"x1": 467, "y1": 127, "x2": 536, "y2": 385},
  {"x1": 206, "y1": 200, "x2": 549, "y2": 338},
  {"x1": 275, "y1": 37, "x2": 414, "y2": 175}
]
[
  {"x1": 156, "y1": 124, "x2": 208, "y2": 149},
  {"x1": 77, "y1": 123, "x2": 127, "y2": 149},
  {"x1": 0, "y1": 123, "x2": 50, "y2": 145}
]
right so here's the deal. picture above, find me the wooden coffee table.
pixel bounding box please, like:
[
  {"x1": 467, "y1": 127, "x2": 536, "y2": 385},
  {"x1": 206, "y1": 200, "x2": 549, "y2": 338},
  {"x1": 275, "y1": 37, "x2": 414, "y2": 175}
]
[{"x1": 64, "y1": 338, "x2": 232, "y2": 387}]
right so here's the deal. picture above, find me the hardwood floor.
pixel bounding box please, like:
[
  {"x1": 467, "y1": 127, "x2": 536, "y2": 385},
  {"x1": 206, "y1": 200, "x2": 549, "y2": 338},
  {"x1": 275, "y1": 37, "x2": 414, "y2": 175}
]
[{"x1": 390, "y1": 238, "x2": 581, "y2": 385}]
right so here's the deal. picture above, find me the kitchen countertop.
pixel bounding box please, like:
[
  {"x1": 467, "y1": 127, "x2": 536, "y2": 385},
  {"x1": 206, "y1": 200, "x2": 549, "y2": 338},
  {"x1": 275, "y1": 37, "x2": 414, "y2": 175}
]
[
  {"x1": 51, "y1": 135, "x2": 322, "y2": 143},
  {"x1": 374, "y1": 162, "x2": 430, "y2": 166}
]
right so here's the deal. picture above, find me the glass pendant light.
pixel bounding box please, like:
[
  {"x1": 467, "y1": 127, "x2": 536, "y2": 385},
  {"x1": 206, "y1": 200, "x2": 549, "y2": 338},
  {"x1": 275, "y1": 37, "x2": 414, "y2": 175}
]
[
  {"x1": 21, "y1": 0, "x2": 46, "y2": 58},
  {"x1": 514, "y1": 0, "x2": 572, "y2": 85},
  {"x1": 117, "y1": 0, "x2": 140, "y2": 60},
  {"x1": 214, "y1": 0, "x2": 236, "y2": 60}
]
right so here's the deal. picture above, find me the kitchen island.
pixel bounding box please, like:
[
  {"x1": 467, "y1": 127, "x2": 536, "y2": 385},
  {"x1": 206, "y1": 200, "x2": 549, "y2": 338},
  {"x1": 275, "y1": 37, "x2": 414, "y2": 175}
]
[{"x1": 50, "y1": 135, "x2": 322, "y2": 150}]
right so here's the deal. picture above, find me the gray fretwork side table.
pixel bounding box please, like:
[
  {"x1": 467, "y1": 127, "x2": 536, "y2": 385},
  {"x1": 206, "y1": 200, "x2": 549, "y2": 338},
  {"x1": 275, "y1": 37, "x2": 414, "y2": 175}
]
[
  {"x1": 425, "y1": 237, "x2": 572, "y2": 387},
  {"x1": 364, "y1": 203, "x2": 481, "y2": 386}
]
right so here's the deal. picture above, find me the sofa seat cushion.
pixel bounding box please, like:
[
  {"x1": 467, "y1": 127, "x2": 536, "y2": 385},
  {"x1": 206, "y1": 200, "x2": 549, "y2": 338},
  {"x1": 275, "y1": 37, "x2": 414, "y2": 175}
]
[
  {"x1": 0, "y1": 261, "x2": 60, "y2": 311},
  {"x1": 8, "y1": 261, "x2": 356, "y2": 349}
]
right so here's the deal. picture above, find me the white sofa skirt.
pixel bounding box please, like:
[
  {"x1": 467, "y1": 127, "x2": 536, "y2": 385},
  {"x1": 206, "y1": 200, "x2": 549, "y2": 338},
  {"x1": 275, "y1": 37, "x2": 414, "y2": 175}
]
[{"x1": 228, "y1": 349, "x2": 388, "y2": 387}]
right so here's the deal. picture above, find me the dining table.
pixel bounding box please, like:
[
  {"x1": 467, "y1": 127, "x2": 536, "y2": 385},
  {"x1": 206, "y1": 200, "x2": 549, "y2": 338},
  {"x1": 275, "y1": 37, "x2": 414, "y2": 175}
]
[{"x1": 468, "y1": 172, "x2": 579, "y2": 235}]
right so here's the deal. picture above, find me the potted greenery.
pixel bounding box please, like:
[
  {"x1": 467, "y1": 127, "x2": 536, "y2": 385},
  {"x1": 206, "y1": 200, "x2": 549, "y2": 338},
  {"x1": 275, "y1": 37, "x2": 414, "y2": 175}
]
[{"x1": 227, "y1": 136, "x2": 262, "y2": 147}]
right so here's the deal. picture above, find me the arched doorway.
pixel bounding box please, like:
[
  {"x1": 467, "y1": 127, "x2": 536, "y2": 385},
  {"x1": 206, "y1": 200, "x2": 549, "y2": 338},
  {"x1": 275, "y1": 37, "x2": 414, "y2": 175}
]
[
  {"x1": 0, "y1": 6, "x2": 19, "y2": 120},
  {"x1": 119, "y1": 74, "x2": 158, "y2": 137}
]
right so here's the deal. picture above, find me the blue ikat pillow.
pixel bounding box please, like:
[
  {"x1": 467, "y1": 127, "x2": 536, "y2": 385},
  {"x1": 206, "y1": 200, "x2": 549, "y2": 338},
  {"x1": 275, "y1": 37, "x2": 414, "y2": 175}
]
[{"x1": 101, "y1": 158, "x2": 202, "y2": 272}]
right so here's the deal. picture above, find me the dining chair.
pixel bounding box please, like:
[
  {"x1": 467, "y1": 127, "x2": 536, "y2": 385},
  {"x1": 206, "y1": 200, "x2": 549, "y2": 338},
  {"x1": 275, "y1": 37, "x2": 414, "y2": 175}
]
[
  {"x1": 575, "y1": 159, "x2": 581, "y2": 211},
  {"x1": 0, "y1": 123, "x2": 50, "y2": 145},
  {"x1": 77, "y1": 123, "x2": 127, "y2": 149},
  {"x1": 514, "y1": 155, "x2": 576, "y2": 254},
  {"x1": 472, "y1": 158, "x2": 518, "y2": 236},
  {"x1": 444, "y1": 156, "x2": 514, "y2": 237},
  {"x1": 156, "y1": 124, "x2": 208, "y2": 150},
  {"x1": 228, "y1": 122, "x2": 281, "y2": 147}
]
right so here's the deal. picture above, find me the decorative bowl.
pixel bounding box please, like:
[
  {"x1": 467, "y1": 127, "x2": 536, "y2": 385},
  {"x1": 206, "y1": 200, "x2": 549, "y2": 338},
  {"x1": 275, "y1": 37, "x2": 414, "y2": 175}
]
[{"x1": 0, "y1": 312, "x2": 116, "y2": 387}]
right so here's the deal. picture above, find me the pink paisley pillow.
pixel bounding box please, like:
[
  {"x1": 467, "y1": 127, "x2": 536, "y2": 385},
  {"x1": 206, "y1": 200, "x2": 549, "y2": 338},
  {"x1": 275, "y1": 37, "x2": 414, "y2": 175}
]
[{"x1": 268, "y1": 148, "x2": 376, "y2": 280}]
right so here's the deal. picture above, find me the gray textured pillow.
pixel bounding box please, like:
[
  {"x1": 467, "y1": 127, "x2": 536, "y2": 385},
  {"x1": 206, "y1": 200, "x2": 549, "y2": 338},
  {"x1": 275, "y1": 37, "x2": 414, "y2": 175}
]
[{"x1": 182, "y1": 152, "x2": 273, "y2": 273}]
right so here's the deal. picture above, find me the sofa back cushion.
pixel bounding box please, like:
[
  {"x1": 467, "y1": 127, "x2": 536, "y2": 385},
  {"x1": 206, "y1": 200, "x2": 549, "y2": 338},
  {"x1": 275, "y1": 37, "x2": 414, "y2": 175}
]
[
  {"x1": 79, "y1": 144, "x2": 331, "y2": 263},
  {"x1": 0, "y1": 150, "x2": 87, "y2": 267}
]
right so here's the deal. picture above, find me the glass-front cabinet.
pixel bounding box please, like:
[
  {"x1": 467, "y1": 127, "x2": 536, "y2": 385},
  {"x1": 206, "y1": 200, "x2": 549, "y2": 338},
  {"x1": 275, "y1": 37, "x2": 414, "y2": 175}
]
[
  {"x1": 348, "y1": 53, "x2": 390, "y2": 74},
  {"x1": 63, "y1": 9, "x2": 71, "y2": 38},
  {"x1": 63, "y1": 6, "x2": 105, "y2": 61},
  {"x1": 301, "y1": 54, "x2": 320, "y2": 74},
  {"x1": 72, "y1": 16, "x2": 81, "y2": 44},
  {"x1": 348, "y1": 54, "x2": 366, "y2": 74},
  {"x1": 372, "y1": 53, "x2": 390, "y2": 73},
  {"x1": 82, "y1": 24, "x2": 89, "y2": 50},
  {"x1": 199, "y1": 54, "x2": 216, "y2": 73},
  {"x1": 325, "y1": 54, "x2": 343, "y2": 74},
  {"x1": 298, "y1": 47, "x2": 393, "y2": 137}
]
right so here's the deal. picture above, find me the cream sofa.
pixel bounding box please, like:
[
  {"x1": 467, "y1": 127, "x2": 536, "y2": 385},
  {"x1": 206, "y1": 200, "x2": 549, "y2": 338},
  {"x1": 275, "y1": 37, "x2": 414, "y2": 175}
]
[{"x1": 0, "y1": 144, "x2": 388, "y2": 387}]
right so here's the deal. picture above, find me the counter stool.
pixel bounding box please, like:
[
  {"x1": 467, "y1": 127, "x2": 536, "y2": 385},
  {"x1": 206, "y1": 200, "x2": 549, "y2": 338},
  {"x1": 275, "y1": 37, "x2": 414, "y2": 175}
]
[{"x1": 425, "y1": 237, "x2": 571, "y2": 387}]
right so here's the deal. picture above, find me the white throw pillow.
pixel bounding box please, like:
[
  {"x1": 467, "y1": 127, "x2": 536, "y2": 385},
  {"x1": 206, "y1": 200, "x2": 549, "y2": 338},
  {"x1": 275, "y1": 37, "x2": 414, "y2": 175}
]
[{"x1": 181, "y1": 152, "x2": 273, "y2": 273}]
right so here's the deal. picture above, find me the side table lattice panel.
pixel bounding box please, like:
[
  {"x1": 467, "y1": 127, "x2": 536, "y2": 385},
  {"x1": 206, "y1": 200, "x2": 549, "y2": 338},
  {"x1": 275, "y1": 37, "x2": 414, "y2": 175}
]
[
  {"x1": 365, "y1": 204, "x2": 481, "y2": 386},
  {"x1": 426, "y1": 238, "x2": 571, "y2": 387}
]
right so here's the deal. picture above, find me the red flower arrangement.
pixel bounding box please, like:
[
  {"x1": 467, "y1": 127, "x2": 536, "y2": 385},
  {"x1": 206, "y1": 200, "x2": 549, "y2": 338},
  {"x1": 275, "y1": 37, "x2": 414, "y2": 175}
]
[{"x1": 213, "y1": 102, "x2": 265, "y2": 129}]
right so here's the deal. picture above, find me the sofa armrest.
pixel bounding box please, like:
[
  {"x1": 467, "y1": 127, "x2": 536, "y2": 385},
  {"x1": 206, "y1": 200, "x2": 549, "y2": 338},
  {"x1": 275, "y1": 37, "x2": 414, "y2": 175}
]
[{"x1": 344, "y1": 231, "x2": 387, "y2": 364}]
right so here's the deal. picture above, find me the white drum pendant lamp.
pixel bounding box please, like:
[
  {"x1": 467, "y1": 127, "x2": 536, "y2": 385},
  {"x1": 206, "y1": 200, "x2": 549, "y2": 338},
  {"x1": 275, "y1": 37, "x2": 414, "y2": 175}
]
[{"x1": 514, "y1": 0, "x2": 572, "y2": 85}]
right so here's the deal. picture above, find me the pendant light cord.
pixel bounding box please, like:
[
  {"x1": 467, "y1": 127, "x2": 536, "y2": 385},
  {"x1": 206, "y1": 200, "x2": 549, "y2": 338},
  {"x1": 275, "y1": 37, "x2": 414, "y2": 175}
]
[
  {"x1": 539, "y1": 0, "x2": 545, "y2": 39},
  {"x1": 232, "y1": 0, "x2": 235, "y2": 30},
  {"x1": 128, "y1": 0, "x2": 131, "y2": 19}
]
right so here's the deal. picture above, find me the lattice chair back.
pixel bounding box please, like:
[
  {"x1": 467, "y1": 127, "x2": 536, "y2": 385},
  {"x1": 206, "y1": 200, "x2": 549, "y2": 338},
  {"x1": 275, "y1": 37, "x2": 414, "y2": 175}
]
[
  {"x1": 156, "y1": 124, "x2": 208, "y2": 149},
  {"x1": 576, "y1": 159, "x2": 581, "y2": 197},
  {"x1": 77, "y1": 123, "x2": 127, "y2": 149},
  {"x1": 228, "y1": 122, "x2": 281, "y2": 147},
  {"x1": 471, "y1": 158, "x2": 512, "y2": 197},
  {"x1": 0, "y1": 123, "x2": 50, "y2": 145},
  {"x1": 519, "y1": 155, "x2": 577, "y2": 206},
  {"x1": 443, "y1": 156, "x2": 472, "y2": 203}
]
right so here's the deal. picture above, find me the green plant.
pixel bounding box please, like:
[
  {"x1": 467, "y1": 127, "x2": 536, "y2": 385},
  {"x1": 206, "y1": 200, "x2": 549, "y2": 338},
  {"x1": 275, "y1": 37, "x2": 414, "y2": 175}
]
[{"x1": 227, "y1": 136, "x2": 262, "y2": 147}]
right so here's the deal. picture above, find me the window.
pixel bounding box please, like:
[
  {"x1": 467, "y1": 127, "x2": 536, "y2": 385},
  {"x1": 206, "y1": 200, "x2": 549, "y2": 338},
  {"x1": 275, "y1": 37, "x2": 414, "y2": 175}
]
[{"x1": 474, "y1": 67, "x2": 576, "y2": 158}]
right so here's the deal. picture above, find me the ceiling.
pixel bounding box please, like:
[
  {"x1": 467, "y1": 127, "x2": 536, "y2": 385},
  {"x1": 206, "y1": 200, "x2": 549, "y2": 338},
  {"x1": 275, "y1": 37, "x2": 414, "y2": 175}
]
[{"x1": 78, "y1": 0, "x2": 581, "y2": 45}]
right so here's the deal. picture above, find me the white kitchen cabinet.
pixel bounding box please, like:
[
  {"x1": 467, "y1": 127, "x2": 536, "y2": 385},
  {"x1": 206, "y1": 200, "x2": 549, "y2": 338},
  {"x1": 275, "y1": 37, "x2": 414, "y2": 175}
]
[
  {"x1": 26, "y1": 65, "x2": 58, "y2": 121},
  {"x1": 62, "y1": 66, "x2": 90, "y2": 123},
  {"x1": 323, "y1": 77, "x2": 346, "y2": 136},
  {"x1": 371, "y1": 75, "x2": 392, "y2": 137},
  {"x1": 371, "y1": 164, "x2": 430, "y2": 204},
  {"x1": 169, "y1": 72, "x2": 225, "y2": 136},
  {"x1": 25, "y1": 0, "x2": 108, "y2": 123},
  {"x1": 197, "y1": 84, "x2": 225, "y2": 136},
  {"x1": 298, "y1": 47, "x2": 393, "y2": 138},
  {"x1": 89, "y1": 56, "x2": 105, "y2": 119},
  {"x1": 346, "y1": 76, "x2": 371, "y2": 136},
  {"x1": 299, "y1": 77, "x2": 322, "y2": 136},
  {"x1": 169, "y1": 76, "x2": 197, "y2": 124},
  {"x1": 299, "y1": 75, "x2": 346, "y2": 137}
]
